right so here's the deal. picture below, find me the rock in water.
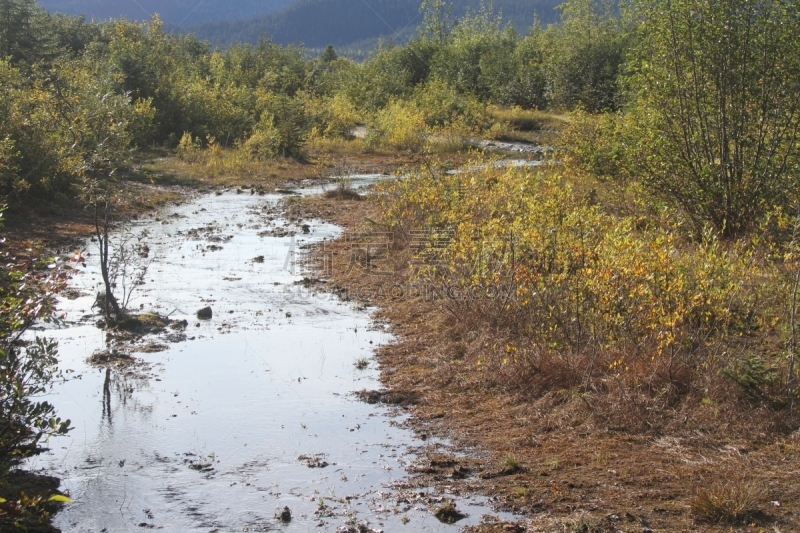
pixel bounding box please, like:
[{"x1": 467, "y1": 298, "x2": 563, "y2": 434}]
[
  {"x1": 197, "y1": 307, "x2": 213, "y2": 319},
  {"x1": 276, "y1": 506, "x2": 291, "y2": 522}
]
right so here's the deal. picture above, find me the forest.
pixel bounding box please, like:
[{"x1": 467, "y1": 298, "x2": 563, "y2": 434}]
[{"x1": 2, "y1": 0, "x2": 800, "y2": 530}]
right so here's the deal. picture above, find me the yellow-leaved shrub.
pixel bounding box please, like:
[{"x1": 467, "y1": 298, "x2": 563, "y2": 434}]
[
  {"x1": 379, "y1": 162, "x2": 785, "y2": 412},
  {"x1": 366, "y1": 100, "x2": 427, "y2": 152}
]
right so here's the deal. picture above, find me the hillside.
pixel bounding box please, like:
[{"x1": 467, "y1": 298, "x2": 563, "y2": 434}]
[
  {"x1": 180, "y1": 0, "x2": 562, "y2": 50},
  {"x1": 37, "y1": 0, "x2": 294, "y2": 25}
]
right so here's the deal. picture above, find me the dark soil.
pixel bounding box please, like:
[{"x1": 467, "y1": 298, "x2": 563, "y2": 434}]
[{"x1": 0, "y1": 470, "x2": 68, "y2": 533}]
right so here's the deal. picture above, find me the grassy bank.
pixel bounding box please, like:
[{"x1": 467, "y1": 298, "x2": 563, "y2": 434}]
[{"x1": 299, "y1": 155, "x2": 800, "y2": 532}]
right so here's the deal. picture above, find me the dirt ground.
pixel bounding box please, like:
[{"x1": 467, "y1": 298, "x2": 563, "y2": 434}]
[{"x1": 295, "y1": 189, "x2": 800, "y2": 533}]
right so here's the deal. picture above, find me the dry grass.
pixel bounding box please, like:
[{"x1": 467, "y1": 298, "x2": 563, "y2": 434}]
[
  {"x1": 306, "y1": 135, "x2": 367, "y2": 154},
  {"x1": 487, "y1": 105, "x2": 569, "y2": 132},
  {"x1": 485, "y1": 106, "x2": 569, "y2": 146},
  {"x1": 295, "y1": 165, "x2": 800, "y2": 533},
  {"x1": 690, "y1": 480, "x2": 766, "y2": 523}
]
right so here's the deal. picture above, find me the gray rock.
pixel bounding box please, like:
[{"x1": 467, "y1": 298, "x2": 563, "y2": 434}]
[{"x1": 197, "y1": 307, "x2": 213, "y2": 319}]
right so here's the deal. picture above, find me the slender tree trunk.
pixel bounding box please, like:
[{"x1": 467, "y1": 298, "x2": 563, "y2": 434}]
[{"x1": 95, "y1": 201, "x2": 121, "y2": 320}]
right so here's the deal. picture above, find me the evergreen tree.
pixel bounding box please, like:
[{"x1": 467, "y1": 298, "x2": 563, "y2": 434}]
[
  {"x1": 321, "y1": 44, "x2": 337, "y2": 63},
  {"x1": 0, "y1": 0, "x2": 49, "y2": 64}
]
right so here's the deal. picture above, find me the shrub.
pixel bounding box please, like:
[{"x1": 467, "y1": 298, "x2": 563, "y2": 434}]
[
  {"x1": 626, "y1": 0, "x2": 800, "y2": 236},
  {"x1": 379, "y1": 163, "x2": 787, "y2": 418},
  {"x1": 177, "y1": 132, "x2": 202, "y2": 162},
  {"x1": 253, "y1": 93, "x2": 308, "y2": 158},
  {"x1": 559, "y1": 109, "x2": 631, "y2": 182},
  {"x1": 367, "y1": 100, "x2": 427, "y2": 152},
  {"x1": 304, "y1": 93, "x2": 360, "y2": 139},
  {"x1": 414, "y1": 79, "x2": 486, "y2": 130},
  {"x1": 0, "y1": 216, "x2": 70, "y2": 470},
  {"x1": 242, "y1": 118, "x2": 282, "y2": 160},
  {"x1": 537, "y1": 0, "x2": 629, "y2": 112}
]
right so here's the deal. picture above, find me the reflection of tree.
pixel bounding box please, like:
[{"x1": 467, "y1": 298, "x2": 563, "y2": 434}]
[
  {"x1": 99, "y1": 368, "x2": 151, "y2": 428},
  {"x1": 102, "y1": 368, "x2": 112, "y2": 425}
]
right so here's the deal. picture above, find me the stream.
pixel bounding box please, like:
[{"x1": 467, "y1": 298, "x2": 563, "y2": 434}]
[{"x1": 26, "y1": 179, "x2": 515, "y2": 532}]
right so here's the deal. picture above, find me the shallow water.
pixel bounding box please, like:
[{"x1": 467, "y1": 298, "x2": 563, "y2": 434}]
[
  {"x1": 474, "y1": 139, "x2": 552, "y2": 155},
  {"x1": 27, "y1": 187, "x2": 512, "y2": 532}
]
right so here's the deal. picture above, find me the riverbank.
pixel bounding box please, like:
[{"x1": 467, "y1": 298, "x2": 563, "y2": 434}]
[
  {"x1": 2, "y1": 145, "x2": 423, "y2": 254},
  {"x1": 296, "y1": 165, "x2": 800, "y2": 533},
  {"x1": 0, "y1": 145, "x2": 490, "y2": 531}
]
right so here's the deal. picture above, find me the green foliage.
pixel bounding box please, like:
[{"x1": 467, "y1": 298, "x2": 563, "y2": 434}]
[
  {"x1": 321, "y1": 44, "x2": 337, "y2": 63},
  {"x1": 536, "y1": 0, "x2": 630, "y2": 111},
  {"x1": 723, "y1": 353, "x2": 778, "y2": 399},
  {"x1": 0, "y1": 0, "x2": 52, "y2": 65},
  {"x1": 560, "y1": 109, "x2": 631, "y2": 182},
  {"x1": 237, "y1": 91, "x2": 309, "y2": 160},
  {"x1": 339, "y1": 41, "x2": 430, "y2": 112},
  {"x1": 414, "y1": 79, "x2": 485, "y2": 129},
  {"x1": 0, "y1": 215, "x2": 70, "y2": 470},
  {"x1": 428, "y1": 3, "x2": 522, "y2": 103},
  {"x1": 626, "y1": 0, "x2": 800, "y2": 236}
]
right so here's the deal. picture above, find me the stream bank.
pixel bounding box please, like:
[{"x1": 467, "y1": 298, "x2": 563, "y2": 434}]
[
  {"x1": 295, "y1": 171, "x2": 800, "y2": 533},
  {"x1": 25, "y1": 181, "x2": 520, "y2": 532}
]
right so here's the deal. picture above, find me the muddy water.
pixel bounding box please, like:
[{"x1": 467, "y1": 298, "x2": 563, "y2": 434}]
[{"x1": 28, "y1": 184, "x2": 512, "y2": 532}]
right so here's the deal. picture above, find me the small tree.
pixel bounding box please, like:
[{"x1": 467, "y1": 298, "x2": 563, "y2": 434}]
[
  {"x1": 321, "y1": 44, "x2": 337, "y2": 63},
  {"x1": 419, "y1": 0, "x2": 454, "y2": 43},
  {"x1": 63, "y1": 70, "x2": 138, "y2": 320},
  {"x1": 627, "y1": 0, "x2": 800, "y2": 236},
  {"x1": 538, "y1": 0, "x2": 629, "y2": 111}
]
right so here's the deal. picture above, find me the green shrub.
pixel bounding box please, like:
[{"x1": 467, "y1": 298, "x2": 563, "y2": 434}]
[
  {"x1": 0, "y1": 216, "x2": 70, "y2": 470},
  {"x1": 626, "y1": 0, "x2": 800, "y2": 236}
]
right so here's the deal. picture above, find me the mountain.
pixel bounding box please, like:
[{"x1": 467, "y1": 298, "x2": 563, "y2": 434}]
[
  {"x1": 37, "y1": 0, "x2": 295, "y2": 25},
  {"x1": 180, "y1": 0, "x2": 563, "y2": 50}
]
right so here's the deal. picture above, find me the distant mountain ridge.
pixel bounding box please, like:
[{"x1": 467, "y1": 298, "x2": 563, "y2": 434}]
[
  {"x1": 38, "y1": 0, "x2": 563, "y2": 52},
  {"x1": 37, "y1": 0, "x2": 295, "y2": 25},
  {"x1": 180, "y1": 0, "x2": 563, "y2": 50}
]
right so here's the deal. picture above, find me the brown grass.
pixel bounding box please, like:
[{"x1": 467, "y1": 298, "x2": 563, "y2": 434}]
[
  {"x1": 296, "y1": 175, "x2": 800, "y2": 533},
  {"x1": 690, "y1": 480, "x2": 766, "y2": 523}
]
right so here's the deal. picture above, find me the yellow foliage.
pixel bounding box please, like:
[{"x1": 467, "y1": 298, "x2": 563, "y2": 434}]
[
  {"x1": 379, "y1": 161, "x2": 782, "y2": 388},
  {"x1": 304, "y1": 93, "x2": 361, "y2": 138},
  {"x1": 367, "y1": 100, "x2": 427, "y2": 152},
  {"x1": 176, "y1": 132, "x2": 201, "y2": 162}
]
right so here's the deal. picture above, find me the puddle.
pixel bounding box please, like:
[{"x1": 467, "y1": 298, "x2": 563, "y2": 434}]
[
  {"x1": 27, "y1": 190, "x2": 513, "y2": 532},
  {"x1": 446, "y1": 159, "x2": 548, "y2": 175},
  {"x1": 474, "y1": 139, "x2": 552, "y2": 155}
]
